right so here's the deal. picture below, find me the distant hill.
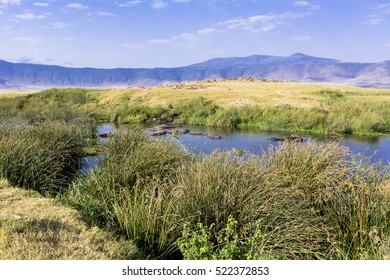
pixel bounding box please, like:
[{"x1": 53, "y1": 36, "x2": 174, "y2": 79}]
[{"x1": 1, "y1": 53, "x2": 390, "y2": 89}]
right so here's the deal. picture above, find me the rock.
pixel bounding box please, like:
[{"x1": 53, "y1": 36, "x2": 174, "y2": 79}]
[
  {"x1": 98, "y1": 132, "x2": 114, "y2": 138},
  {"x1": 269, "y1": 135, "x2": 305, "y2": 142},
  {"x1": 152, "y1": 130, "x2": 167, "y2": 136},
  {"x1": 189, "y1": 131, "x2": 207, "y2": 136},
  {"x1": 172, "y1": 129, "x2": 190, "y2": 137},
  {"x1": 206, "y1": 133, "x2": 222, "y2": 140}
]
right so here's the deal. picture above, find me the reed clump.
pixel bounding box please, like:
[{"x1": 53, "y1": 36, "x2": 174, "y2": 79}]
[
  {"x1": 0, "y1": 120, "x2": 93, "y2": 194},
  {"x1": 64, "y1": 129, "x2": 389, "y2": 259}
]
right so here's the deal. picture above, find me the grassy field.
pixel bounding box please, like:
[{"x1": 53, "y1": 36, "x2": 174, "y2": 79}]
[
  {"x1": 0, "y1": 179, "x2": 142, "y2": 259},
  {"x1": 2, "y1": 79, "x2": 390, "y2": 135},
  {"x1": 0, "y1": 79, "x2": 390, "y2": 260},
  {"x1": 96, "y1": 79, "x2": 390, "y2": 108},
  {"x1": 0, "y1": 90, "x2": 38, "y2": 98}
]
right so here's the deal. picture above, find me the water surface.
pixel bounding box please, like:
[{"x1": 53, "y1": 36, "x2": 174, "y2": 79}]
[{"x1": 85, "y1": 123, "x2": 390, "y2": 170}]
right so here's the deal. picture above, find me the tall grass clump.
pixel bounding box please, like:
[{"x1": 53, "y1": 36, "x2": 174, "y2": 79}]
[
  {"x1": 65, "y1": 129, "x2": 189, "y2": 256},
  {"x1": 0, "y1": 121, "x2": 91, "y2": 194},
  {"x1": 175, "y1": 141, "x2": 388, "y2": 259},
  {"x1": 66, "y1": 133, "x2": 389, "y2": 259},
  {"x1": 172, "y1": 150, "x2": 330, "y2": 259},
  {"x1": 257, "y1": 141, "x2": 389, "y2": 259},
  {"x1": 327, "y1": 100, "x2": 390, "y2": 135},
  {"x1": 173, "y1": 97, "x2": 218, "y2": 126}
]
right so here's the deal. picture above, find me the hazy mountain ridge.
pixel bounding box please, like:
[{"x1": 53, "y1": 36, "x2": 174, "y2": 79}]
[{"x1": 1, "y1": 53, "x2": 389, "y2": 89}]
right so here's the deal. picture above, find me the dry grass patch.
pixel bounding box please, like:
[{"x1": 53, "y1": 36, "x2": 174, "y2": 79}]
[{"x1": 0, "y1": 179, "x2": 141, "y2": 260}]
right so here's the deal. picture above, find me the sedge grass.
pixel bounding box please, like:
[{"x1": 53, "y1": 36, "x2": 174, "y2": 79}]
[{"x1": 63, "y1": 129, "x2": 389, "y2": 259}]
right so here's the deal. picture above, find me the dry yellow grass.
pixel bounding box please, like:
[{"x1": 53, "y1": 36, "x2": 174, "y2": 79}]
[
  {"x1": 0, "y1": 179, "x2": 141, "y2": 260},
  {"x1": 0, "y1": 90, "x2": 37, "y2": 98},
  {"x1": 90, "y1": 79, "x2": 390, "y2": 108},
  {"x1": 3, "y1": 80, "x2": 390, "y2": 109}
]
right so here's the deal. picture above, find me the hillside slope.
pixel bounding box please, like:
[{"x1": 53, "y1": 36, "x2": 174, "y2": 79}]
[{"x1": 1, "y1": 53, "x2": 390, "y2": 89}]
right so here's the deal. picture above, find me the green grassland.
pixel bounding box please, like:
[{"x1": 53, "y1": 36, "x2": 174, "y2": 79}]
[
  {"x1": 3, "y1": 78, "x2": 390, "y2": 135},
  {"x1": 0, "y1": 79, "x2": 390, "y2": 260}
]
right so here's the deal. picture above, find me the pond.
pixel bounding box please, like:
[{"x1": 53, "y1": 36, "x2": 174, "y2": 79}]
[{"x1": 80, "y1": 123, "x2": 390, "y2": 173}]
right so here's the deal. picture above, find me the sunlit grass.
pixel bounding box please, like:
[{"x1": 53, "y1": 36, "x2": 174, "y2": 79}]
[{"x1": 0, "y1": 179, "x2": 142, "y2": 260}]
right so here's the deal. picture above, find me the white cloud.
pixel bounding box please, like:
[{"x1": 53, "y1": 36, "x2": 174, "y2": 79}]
[
  {"x1": 46, "y1": 22, "x2": 71, "y2": 29},
  {"x1": 0, "y1": 0, "x2": 22, "y2": 5},
  {"x1": 378, "y1": 3, "x2": 390, "y2": 14},
  {"x1": 290, "y1": 35, "x2": 311, "y2": 41},
  {"x1": 154, "y1": 10, "x2": 312, "y2": 48},
  {"x1": 293, "y1": 1, "x2": 320, "y2": 11},
  {"x1": 216, "y1": 12, "x2": 307, "y2": 32},
  {"x1": 149, "y1": 38, "x2": 171, "y2": 44},
  {"x1": 87, "y1": 11, "x2": 117, "y2": 17},
  {"x1": 12, "y1": 36, "x2": 41, "y2": 43},
  {"x1": 152, "y1": 0, "x2": 168, "y2": 9},
  {"x1": 362, "y1": 14, "x2": 383, "y2": 25},
  {"x1": 0, "y1": 0, "x2": 21, "y2": 11},
  {"x1": 33, "y1": 2, "x2": 49, "y2": 7},
  {"x1": 117, "y1": 0, "x2": 143, "y2": 7},
  {"x1": 171, "y1": 0, "x2": 191, "y2": 3},
  {"x1": 15, "y1": 12, "x2": 47, "y2": 19},
  {"x1": 66, "y1": 3, "x2": 88, "y2": 9}
]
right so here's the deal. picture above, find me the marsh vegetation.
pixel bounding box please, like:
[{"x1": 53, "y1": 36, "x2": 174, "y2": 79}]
[{"x1": 0, "y1": 80, "x2": 389, "y2": 259}]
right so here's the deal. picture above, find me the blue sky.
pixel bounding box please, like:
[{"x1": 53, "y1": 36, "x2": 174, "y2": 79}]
[{"x1": 1, "y1": 0, "x2": 390, "y2": 68}]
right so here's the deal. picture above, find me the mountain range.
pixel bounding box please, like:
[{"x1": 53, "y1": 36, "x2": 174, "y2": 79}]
[{"x1": 1, "y1": 53, "x2": 390, "y2": 90}]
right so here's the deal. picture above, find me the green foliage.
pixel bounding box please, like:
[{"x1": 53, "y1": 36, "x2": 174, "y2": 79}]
[
  {"x1": 173, "y1": 97, "x2": 218, "y2": 125},
  {"x1": 178, "y1": 216, "x2": 266, "y2": 260},
  {"x1": 113, "y1": 105, "x2": 167, "y2": 124},
  {"x1": 64, "y1": 129, "x2": 189, "y2": 255},
  {"x1": 231, "y1": 148, "x2": 248, "y2": 156}
]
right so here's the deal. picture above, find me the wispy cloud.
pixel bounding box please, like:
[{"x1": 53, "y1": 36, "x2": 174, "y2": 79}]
[
  {"x1": 171, "y1": 0, "x2": 191, "y2": 3},
  {"x1": 290, "y1": 35, "x2": 311, "y2": 41},
  {"x1": 33, "y1": 2, "x2": 49, "y2": 7},
  {"x1": 378, "y1": 3, "x2": 390, "y2": 14},
  {"x1": 293, "y1": 1, "x2": 320, "y2": 10},
  {"x1": 66, "y1": 3, "x2": 88, "y2": 9},
  {"x1": 149, "y1": 38, "x2": 171, "y2": 44},
  {"x1": 87, "y1": 11, "x2": 117, "y2": 17},
  {"x1": 15, "y1": 12, "x2": 48, "y2": 19},
  {"x1": 12, "y1": 36, "x2": 41, "y2": 43},
  {"x1": 0, "y1": 0, "x2": 22, "y2": 5},
  {"x1": 153, "y1": 10, "x2": 313, "y2": 47},
  {"x1": 45, "y1": 22, "x2": 71, "y2": 29},
  {"x1": 117, "y1": 0, "x2": 143, "y2": 8},
  {"x1": 216, "y1": 12, "x2": 308, "y2": 32},
  {"x1": 364, "y1": 15, "x2": 383, "y2": 25},
  {"x1": 0, "y1": 0, "x2": 21, "y2": 11},
  {"x1": 152, "y1": 0, "x2": 168, "y2": 9}
]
